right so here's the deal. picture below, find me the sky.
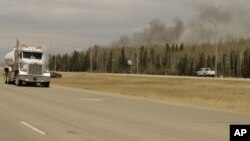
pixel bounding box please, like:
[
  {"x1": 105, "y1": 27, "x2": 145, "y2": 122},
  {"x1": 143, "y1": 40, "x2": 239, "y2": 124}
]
[{"x1": 1, "y1": 0, "x2": 250, "y2": 61}]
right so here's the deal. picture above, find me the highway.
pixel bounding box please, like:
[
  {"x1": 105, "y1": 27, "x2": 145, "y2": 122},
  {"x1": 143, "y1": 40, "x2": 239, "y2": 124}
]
[{"x1": 0, "y1": 81, "x2": 250, "y2": 141}]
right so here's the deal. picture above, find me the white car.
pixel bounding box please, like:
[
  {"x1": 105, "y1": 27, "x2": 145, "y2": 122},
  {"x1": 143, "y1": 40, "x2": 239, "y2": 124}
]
[{"x1": 196, "y1": 68, "x2": 215, "y2": 77}]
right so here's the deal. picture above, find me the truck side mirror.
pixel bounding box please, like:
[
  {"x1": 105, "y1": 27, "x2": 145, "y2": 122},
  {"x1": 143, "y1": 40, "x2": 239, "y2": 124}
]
[{"x1": 14, "y1": 51, "x2": 18, "y2": 58}]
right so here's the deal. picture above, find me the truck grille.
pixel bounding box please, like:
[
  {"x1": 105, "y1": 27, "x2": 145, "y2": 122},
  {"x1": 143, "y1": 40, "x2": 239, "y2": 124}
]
[{"x1": 28, "y1": 64, "x2": 42, "y2": 75}]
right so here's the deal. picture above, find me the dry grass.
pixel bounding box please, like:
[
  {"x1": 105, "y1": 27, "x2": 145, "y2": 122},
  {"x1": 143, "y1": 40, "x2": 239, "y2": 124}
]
[
  {"x1": 52, "y1": 72, "x2": 250, "y2": 113},
  {"x1": 0, "y1": 69, "x2": 3, "y2": 77}
]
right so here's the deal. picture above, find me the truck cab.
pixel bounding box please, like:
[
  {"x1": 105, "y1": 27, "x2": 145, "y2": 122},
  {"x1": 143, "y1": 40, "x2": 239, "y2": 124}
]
[{"x1": 4, "y1": 41, "x2": 50, "y2": 87}]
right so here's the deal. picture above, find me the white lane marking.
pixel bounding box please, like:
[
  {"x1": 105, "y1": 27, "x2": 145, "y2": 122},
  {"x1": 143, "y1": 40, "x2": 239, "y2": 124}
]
[
  {"x1": 20, "y1": 121, "x2": 46, "y2": 135},
  {"x1": 80, "y1": 98, "x2": 104, "y2": 101}
]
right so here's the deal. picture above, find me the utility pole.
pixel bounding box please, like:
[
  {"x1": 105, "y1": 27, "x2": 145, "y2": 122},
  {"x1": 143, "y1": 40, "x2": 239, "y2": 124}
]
[
  {"x1": 130, "y1": 51, "x2": 133, "y2": 73},
  {"x1": 65, "y1": 47, "x2": 70, "y2": 72},
  {"x1": 90, "y1": 47, "x2": 93, "y2": 72},
  {"x1": 49, "y1": 39, "x2": 56, "y2": 71},
  {"x1": 52, "y1": 40, "x2": 56, "y2": 71},
  {"x1": 67, "y1": 55, "x2": 69, "y2": 72},
  {"x1": 54, "y1": 56, "x2": 57, "y2": 71},
  {"x1": 211, "y1": 21, "x2": 218, "y2": 77},
  {"x1": 137, "y1": 47, "x2": 139, "y2": 74}
]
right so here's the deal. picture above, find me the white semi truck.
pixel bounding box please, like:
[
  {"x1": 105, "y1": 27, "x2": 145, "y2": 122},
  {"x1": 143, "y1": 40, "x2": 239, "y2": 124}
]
[{"x1": 3, "y1": 40, "x2": 50, "y2": 87}]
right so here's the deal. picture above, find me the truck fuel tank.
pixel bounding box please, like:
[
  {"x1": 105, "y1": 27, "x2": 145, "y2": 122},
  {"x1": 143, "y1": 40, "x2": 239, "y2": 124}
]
[{"x1": 4, "y1": 49, "x2": 15, "y2": 66}]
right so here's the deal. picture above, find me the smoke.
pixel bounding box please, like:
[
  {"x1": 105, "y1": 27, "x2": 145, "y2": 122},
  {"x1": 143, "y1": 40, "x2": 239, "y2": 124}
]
[
  {"x1": 112, "y1": 19, "x2": 184, "y2": 46},
  {"x1": 198, "y1": 4, "x2": 232, "y2": 23},
  {"x1": 132, "y1": 19, "x2": 184, "y2": 45},
  {"x1": 180, "y1": 0, "x2": 250, "y2": 43},
  {"x1": 113, "y1": 0, "x2": 250, "y2": 46}
]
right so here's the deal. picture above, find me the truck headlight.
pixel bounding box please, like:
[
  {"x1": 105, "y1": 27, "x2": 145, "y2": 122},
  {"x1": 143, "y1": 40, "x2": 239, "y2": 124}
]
[
  {"x1": 44, "y1": 68, "x2": 50, "y2": 73},
  {"x1": 21, "y1": 64, "x2": 28, "y2": 72}
]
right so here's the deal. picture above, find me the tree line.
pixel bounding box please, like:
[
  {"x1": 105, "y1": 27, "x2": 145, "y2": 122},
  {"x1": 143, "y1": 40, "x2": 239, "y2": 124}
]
[{"x1": 48, "y1": 38, "x2": 250, "y2": 77}]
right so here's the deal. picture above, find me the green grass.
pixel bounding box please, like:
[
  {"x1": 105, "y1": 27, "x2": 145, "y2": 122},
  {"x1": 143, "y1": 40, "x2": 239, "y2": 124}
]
[{"x1": 52, "y1": 73, "x2": 250, "y2": 113}]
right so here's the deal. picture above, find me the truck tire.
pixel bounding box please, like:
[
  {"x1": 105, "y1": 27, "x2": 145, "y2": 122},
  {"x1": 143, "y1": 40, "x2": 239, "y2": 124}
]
[
  {"x1": 4, "y1": 72, "x2": 8, "y2": 84},
  {"x1": 4, "y1": 73, "x2": 11, "y2": 84},
  {"x1": 4, "y1": 75, "x2": 7, "y2": 84},
  {"x1": 6, "y1": 77, "x2": 10, "y2": 84},
  {"x1": 15, "y1": 75, "x2": 22, "y2": 86},
  {"x1": 43, "y1": 82, "x2": 50, "y2": 88}
]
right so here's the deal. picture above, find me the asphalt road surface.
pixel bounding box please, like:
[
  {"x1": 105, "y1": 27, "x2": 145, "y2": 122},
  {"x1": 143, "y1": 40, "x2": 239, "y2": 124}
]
[{"x1": 0, "y1": 81, "x2": 250, "y2": 141}]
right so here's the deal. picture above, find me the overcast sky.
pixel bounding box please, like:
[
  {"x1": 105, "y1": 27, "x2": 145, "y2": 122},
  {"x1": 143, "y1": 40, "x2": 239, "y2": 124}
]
[{"x1": 1, "y1": 0, "x2": 250, "y2": 60}]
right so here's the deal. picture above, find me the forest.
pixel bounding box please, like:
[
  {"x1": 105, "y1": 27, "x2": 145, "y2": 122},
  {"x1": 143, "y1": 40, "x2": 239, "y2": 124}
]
[{"x1": 48, "y1": 38, "x2": 250, "y2": 78}]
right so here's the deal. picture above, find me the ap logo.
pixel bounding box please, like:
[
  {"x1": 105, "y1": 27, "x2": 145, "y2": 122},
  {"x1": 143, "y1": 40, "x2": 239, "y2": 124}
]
[
  {"x1": 234, "y1": 129, "x2": 247, "y2": 137},
  {"x1": 230, "y1": 125, "x2": 250, "y2": 141}
]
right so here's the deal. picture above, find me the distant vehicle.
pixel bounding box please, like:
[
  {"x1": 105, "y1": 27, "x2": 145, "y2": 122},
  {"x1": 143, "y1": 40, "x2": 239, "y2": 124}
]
[
  {"x1": 50, "y1": 72, "x2": 62, "y2": 78},
  {"x1": 3, "y1": 39, "x2": 50, "y2": 87},
  {"x1": 196, "y1": 68, "x2": 215, "y2": 77}
]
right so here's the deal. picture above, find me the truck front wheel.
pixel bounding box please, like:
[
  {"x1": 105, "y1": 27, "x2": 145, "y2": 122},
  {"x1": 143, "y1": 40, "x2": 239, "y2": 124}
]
[{"x1": 15, "y1": 75, "x2": 22, "y2": 86}]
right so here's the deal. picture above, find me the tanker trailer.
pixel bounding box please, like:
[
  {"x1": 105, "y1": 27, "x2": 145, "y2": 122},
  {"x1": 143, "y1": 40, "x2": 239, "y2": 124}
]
[{"x1": 3, "y1": 40, "x2": 50, "y2": 87}]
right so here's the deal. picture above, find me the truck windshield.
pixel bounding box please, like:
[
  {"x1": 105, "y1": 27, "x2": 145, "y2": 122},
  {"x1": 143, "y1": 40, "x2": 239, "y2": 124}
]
[{"x1": 23, "y1": 52, "x2": 42, "y2": 59}]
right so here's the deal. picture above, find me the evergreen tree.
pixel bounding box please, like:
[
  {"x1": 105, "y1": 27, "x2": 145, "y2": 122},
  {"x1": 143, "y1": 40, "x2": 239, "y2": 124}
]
[
  {"x1": 163, "y1": 43, "x2": 171, "y2": 68},
  {"x1": 107, "y1": 49, "x2": 113, "y2": 73},
  {"x1": 48, "y1": 54, "x2": 54, "y2": 70},
  {"x1": 179, "y1": 43, "x2": 184, "y2": 51},
  {"x1": 84, "y1": 50, "x2": 90, "y2": 71},
  {"x1": 55, "y1": 54, "x2": 62, "y2": 71},
  {"x1": 155, "y1": 54, "x2": 161, "y2": 71},
  {"x1": 139, "y1": 46, "x2": 147, "y2": 73},
  {"x1": 188, "y1": 57, "x2": 194, "y2": 75},
  {"x1": 175, "y1": 44, "x2": 179, "y2": 51},
  {"x1": 103, "y1": 51, "x2": 107, "y2": 72},
  {"x1": 242, "y1": 49, "x2": 250, "y2": 78},
  {"x1": 71, "y1": 51, "x2": 80, "y2": 71},
  {"x1": 118, "y1": 46, "x2": 127, "y2": 72},
  {"x1": 171, "y1": 43, "x2": 175, "y2": 52},
  {"x1": 206, "y1": 55, "x2": 212, "y2": 68},
  {"x1": 149, "y1": 48, "x2": 155, "y2": 65},
  {"x1": 230, "y1": 50, "x2": 238, "y2": 77},
  {"x1": 222, "y1": 53, "x2": 227, "y2": 76},
  {"x1": 196, "y1": 52, "x2": 205, "y2": 71},
  {"x1": 178, "y1": 54, "x2": 188, "y2": 75}
]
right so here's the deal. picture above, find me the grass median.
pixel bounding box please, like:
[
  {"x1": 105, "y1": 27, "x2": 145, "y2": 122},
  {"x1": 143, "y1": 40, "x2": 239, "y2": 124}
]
[{"x1": 51, "y1": 72, "x2": 250, "y2": 113}]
